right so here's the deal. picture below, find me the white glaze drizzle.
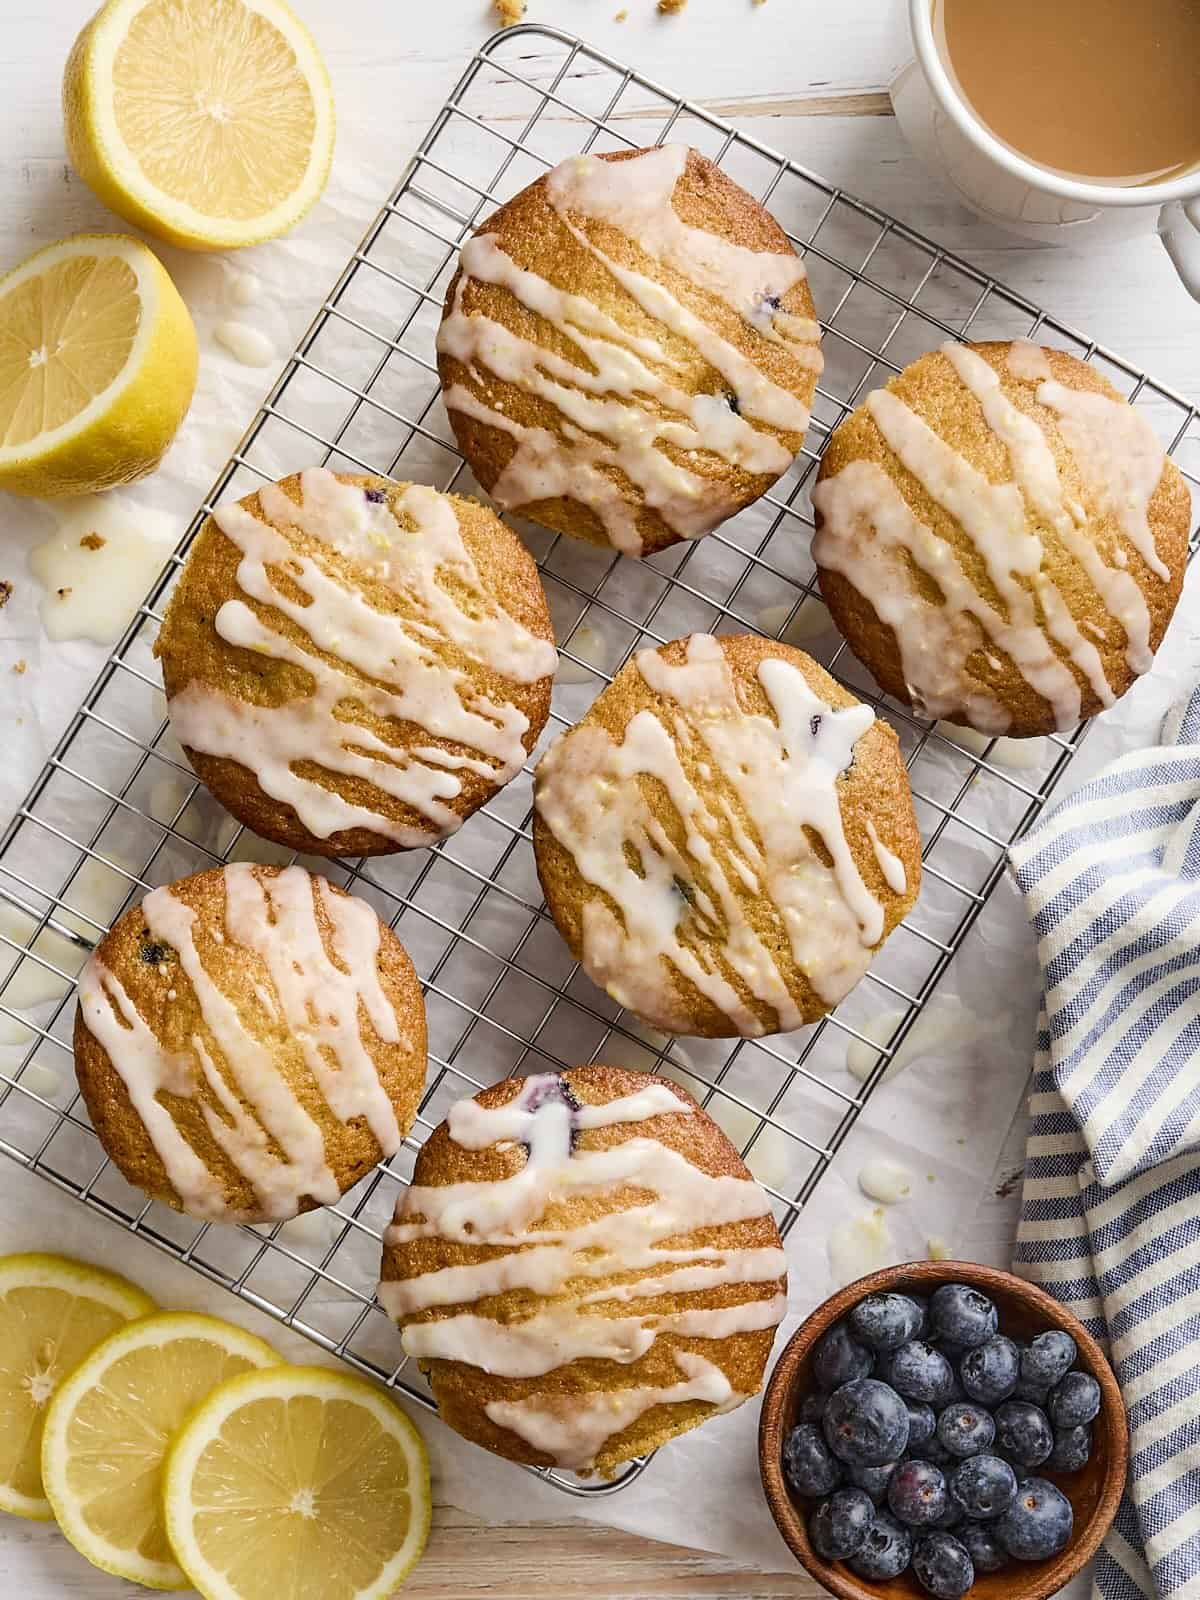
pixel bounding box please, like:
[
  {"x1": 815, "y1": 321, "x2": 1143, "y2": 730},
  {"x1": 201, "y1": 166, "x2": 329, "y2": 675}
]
[
  {"x1": 166, "y1": 469, "x2": 557, "y2": 845},
  {"x1": 534, "y1": 633, "x2": 883, "y2": 1034},
  {"x1": 439, "y1": 145, "x2": 820, "y2": 555},
  {"x1": 864, "y1": 819, "x2": 908, "y2": 894},
  {"x1": 484, "y1": 1350, "x2": 741, "y2": 1468},
  {"x1": 381, "y1": 1073, "x2": 783, "y2": 1466},
  {"x1": 812, "y1": 341, "x2": 1172, "y2": 733},
  {"x1": 78, "y1": 866, "x2": 409, "y2": 1220}
]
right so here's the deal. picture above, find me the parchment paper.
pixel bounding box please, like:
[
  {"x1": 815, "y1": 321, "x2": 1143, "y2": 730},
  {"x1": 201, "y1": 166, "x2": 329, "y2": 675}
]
[{"x1": 1, "y1": 119, "x2": 1198, "y2": 1578}]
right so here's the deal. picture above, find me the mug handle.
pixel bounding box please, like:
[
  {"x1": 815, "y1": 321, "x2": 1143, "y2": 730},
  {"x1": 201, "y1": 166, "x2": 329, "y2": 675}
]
[{"x1": 1158, "y1": 201, "x2": 1200, "y2": 303}]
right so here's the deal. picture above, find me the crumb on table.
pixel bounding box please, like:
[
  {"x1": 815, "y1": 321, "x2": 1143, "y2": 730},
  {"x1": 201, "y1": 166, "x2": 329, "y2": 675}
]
[
  {"x1": 493, "y1": 0, "x2": 525, "y2": 22},
  {"x1": 79, "y1": 532, "x2": 106, "y2": 551},
  {"x1": 12, "y1": 659, "x2": 25, "y2": 675},
  {"x1": 614, "y1": 5, "x2": 628, "y2": 15},
  {"x1": 56, "y1": 587, "x2": 72, "y2": 600},
  {"x1": 657, "y1": 0, "x2": 687, "y2": 11},
  {"x1": 0, "y1": 580, "x2": 10, "y2": 609}
]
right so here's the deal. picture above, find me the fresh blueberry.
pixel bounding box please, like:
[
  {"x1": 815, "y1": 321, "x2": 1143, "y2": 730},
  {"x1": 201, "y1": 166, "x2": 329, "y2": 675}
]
[
  {"x1": 960, "y1": 1335, "x2": 1020, "y2": 1405},
  {"x1": 905, "y1": 1400, "x2": 938, "y2": 1450},
  {"x1": 996, "y1": 1477, "x2": 1074, "y2": 1560},
  {"x1": 813, "y1": 1322, "x2": 874, "y2": 1390},
  {"x1": 932, "y1": 1496, "x2": 964, "y2": 1531},
  {"x1": 888, "y1": 1460, "x2": 949, "y2": 1528},
  {"x1": 809, "y1": 1488, "x2": 875, "y2": 1561},
  {"x1": 911, "y1": 1434, "x2": 956, "y2": 1470},
  {"x1": 995, "y1": 1400, "x2": 1054, "y2": 1468},
  {"x1": 1013, "y1": 1372, "x2": 1052, "y2": 1406},
  {"x1": 929, "y1": 1284, "x2": 999, "y2": 1350},
  {"x1": 797, "y1": 1391, "x2": 828, "y2": 1425},
  {"x1": 1048, "y1": 1371, "x2": 1101, "y2": 1428},
  {"x1": 1046, "y1": 1424, "x2": 1092, "y2": 1474},
  {"x1": 936, "y1": 1402, "x2": 996, "y2": 1459},
  {"x1": 957, "y1": 1519, "x2": 1008, "y2": 1574},
  {"x1": 847, "y1": 1460, "x2": 899, "y2": 1505},
  {"x1": 849, "y1": 1293, "x2": 928, "y2": 1352},
  {"x1": 847, "y1": 1511, "x2": 913, "y2": 1580},
  {"x1": 783, "y1": 1422, "x2": 842, "y2": 1497},
  {"x1": 912, "y1": 1532, "x2": 975, "y2": 1599},
  {"x1": 949, "y1": 1454, "x2": 1019, "y2": 1520},
  {"x1": 823, "y1": 1379, "x2": 911, "y2": 1467},
  {"x1": 889, "y1": 1341, "x2": 955, "y2": 1405},
  {"x1": 1021, "y1": 1330, "x2": 1077, "y2": 1392}
]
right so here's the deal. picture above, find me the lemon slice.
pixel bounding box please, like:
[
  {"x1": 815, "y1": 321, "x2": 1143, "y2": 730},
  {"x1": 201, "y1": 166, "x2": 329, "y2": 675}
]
[
  {"x1": 0, "y1": 232, "x2": 197, "y2": 497},
  {"x1": 64, "y1": 0, "x2": 335, "y2": 252},
  {"x1": 0, "y1": 1252, "x2": 155, "y2": 1521},
  {"x1": 41, "y1": 1310, "x2": 279, "y2": 1588},
  {"x1": 164, "y1": 1365, "x2": 432, "y2": 1600}
]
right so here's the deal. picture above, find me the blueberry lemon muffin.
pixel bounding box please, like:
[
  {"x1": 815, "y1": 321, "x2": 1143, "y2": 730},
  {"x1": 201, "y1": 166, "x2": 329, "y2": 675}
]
[
  {"x1": 379, "y1": 1066, "x2": 787, "y2": 1476},
  {"x1": 74, "y1": 864, "x2": 427, "y2": 1222},
  {"x1": 531, "y1": 632, "x2": 919, "y2": 1038},
  {"x1": 437, "y1": 144, "x2": 823, "y2": 558},
  {"x1": 812, "y1": 340, "x2": 1190, "y2": 737},
  {"x1": 155, "y1": 468, "x2": 558, "y2": 856}
]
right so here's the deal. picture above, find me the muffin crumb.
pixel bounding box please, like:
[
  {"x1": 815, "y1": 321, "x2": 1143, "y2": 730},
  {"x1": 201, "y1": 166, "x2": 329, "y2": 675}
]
[
  {"x1": 614, "y1": 5, "x2": 627, "y2": 15},
  {"x1": 493, "y1": 0, "x2": 525, "y2": 22},
  {"x1": 0, "y1": 580, "x2": 11, "y2": 608},
  {"x1": 12, "y1": 659, "x2": 26, "y2": 675},
  {"x1": 657, "y1": 0, "x2": 687, "y2": 12},
  {"x1": 80, "y1": 532, "x2": 106, "y2": 551}
]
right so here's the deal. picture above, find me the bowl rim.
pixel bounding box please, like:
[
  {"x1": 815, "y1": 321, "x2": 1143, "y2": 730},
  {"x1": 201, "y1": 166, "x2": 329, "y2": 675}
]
[{"x1": 759, "y1": 1260, "x2": 1128, "y2": 1600}]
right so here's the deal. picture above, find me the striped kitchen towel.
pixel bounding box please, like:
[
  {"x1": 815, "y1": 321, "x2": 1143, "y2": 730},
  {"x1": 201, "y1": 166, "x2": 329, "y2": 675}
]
[{"x1": 1010, "y1": 685, "x2": 1200, "y2": 1600}]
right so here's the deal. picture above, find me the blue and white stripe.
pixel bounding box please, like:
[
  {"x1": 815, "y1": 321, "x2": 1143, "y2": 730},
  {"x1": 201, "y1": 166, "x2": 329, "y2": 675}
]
[{"x1": 1011, "y1": 686, "x2": 1200, "y2": 1600}]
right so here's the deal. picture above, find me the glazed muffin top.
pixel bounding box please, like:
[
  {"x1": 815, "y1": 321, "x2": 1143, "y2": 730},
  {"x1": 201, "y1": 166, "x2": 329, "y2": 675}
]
[
  {"x1": 378, "y1": 1065, "x2": 786, "y2": 1476},
  {"x1": 155, "y1": 468, "x2": 558, "y2": 857},
  {"x1": 812, "y1": 340, "x2": 1190, "y2": 737},
  {"x1": 437, "y1": 144, "x2": 823, "y2": 558},
  {"x1": 74, "y1": 864, "x2": 427, "y2": 1223},
  {"x1": 532, "y1": 632, "x2": 920, "y2": 1038}
]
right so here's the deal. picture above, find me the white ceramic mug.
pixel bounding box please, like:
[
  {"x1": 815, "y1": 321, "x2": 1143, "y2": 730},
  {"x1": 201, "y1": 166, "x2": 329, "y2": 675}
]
[{"x1": 891, "y1": 0, "x2": 1200, "y2": 301}]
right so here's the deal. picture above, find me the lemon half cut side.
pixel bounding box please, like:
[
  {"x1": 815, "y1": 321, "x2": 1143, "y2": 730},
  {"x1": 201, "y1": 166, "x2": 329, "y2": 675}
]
[
  {"x1": 0, "y1": 232, "x2": 197, "y2": 497},
  {"x1": 64, "y1": 0, "x2": 336, "y2": 252}
]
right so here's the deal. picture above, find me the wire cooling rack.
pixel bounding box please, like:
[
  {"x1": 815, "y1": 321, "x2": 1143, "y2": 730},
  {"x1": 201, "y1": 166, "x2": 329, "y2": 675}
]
[{"x1": 1, "y1": 24, "x2": 1198, "y2": 1498}]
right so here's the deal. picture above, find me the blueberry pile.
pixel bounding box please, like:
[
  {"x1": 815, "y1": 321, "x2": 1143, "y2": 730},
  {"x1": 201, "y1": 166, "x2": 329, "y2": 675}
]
[{"x1": 783, "y1": 1285, "x2": 1100, "y2": 1597}]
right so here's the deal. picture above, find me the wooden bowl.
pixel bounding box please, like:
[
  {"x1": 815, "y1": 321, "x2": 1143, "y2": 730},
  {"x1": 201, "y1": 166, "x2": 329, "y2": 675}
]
[{"x1": 759, "y1": 1261, "x2": 1127, "y2": 1600}]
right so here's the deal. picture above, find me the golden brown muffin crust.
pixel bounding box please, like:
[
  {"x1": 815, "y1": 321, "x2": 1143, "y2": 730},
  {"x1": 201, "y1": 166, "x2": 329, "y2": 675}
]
[
  {"x1": 813, "y1": 342, "x2": 1190, "y2": 737},
  {"x1": 533, "y1": 633, "x2": 921, "y2": 1038},
  {"x1": 380, "y1": 1065, "x2": 786, "y2": 1476},
  {"x1": 438, "y1": 146, "x2": 821, "y2": 557},
  {"x1": 154, "y1": 472, "x2": 555, "y2": 857},
  {"x1": 74, "y1": 864, "x2": 427, "y2": 1221}
]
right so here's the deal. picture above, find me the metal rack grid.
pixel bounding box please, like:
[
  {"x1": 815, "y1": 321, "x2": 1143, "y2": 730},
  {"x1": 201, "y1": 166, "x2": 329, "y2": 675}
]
[{"x1": 0, "y1": 24, "x2": 1197, "y2": 1498}]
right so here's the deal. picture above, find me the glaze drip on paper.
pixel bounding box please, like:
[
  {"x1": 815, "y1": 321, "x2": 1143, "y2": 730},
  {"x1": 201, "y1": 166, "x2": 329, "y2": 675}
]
[
  {"x1": 166, "y1": 468, "x2": 557, "y2": 846},
  {"x1": 812, "y1": 342, "x2": 1172, "y2": 733},
  {"x1": 439, "y1": 144, "x2": 821, "y2": 555},
  {"x1": 78, "y1": 865, "x2": 408, "y2": 1220},
  {"x1": 380, "y1": 1072, "x2": 785, "y2": 1469},
  {"x1": 534, "y1": 633, "x2": 885, "y2": 1035}
]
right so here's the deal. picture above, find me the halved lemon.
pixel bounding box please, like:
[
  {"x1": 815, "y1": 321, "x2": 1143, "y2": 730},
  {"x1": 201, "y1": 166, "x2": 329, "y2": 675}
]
[
  {"x1": 0, "y1": 1252, "x2": 155, "y2": 1521},
  {"x1": 163, "y1": 1364, "x2": 432, "y2": 1600},
  {"x1": 0, "y1": 233, "x2": 197, "y2": 497},
  {"x1": 41, "y1": 1310, "x2": 280, "y2": 1589},
  {"x1": 63, "y1": 0, "x2": 336, "y2": 252}
]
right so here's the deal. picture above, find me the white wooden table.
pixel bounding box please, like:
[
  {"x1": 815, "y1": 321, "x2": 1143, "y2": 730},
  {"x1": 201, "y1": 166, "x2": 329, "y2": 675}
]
[{"x1": 2, "y1": 0, "x2": 1194, "y2": 1591}]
